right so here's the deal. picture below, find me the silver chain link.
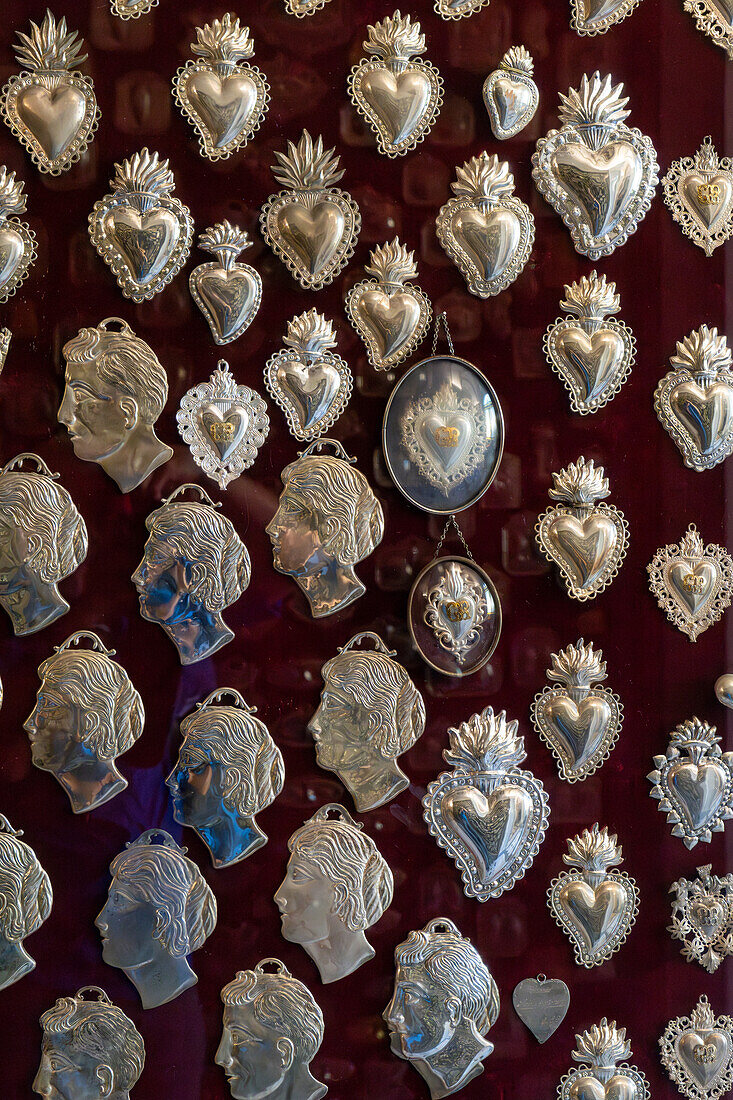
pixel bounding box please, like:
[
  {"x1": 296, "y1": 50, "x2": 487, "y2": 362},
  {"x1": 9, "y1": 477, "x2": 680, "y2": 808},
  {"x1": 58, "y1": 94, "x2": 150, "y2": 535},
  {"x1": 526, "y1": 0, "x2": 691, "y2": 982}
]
[
  {"x1": 431, "y1": 311, "x2": 455, "y2": 356},
  {"x1": 433, "y1": 515, "x2": 474, "y2": 560}
]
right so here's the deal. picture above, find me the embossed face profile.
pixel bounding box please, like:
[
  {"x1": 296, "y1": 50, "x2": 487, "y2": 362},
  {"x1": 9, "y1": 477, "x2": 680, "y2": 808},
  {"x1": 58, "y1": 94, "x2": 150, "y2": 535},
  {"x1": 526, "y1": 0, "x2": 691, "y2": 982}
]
[
  {"x1": 0, "y1": 815, "x2": 52, "y2": 992},
  {"x1": 216, "y1": 960, "x2": 327, "y2": 1100},
  {"x1": 34, "y1": 987, "x2": 145, "y2": 1100},
  {"x1": 274, "y1": 804, "x2": 393, "y2": 983},
  {"x1": 59, "y1": 319, "x2": 172, "y2": 493}
]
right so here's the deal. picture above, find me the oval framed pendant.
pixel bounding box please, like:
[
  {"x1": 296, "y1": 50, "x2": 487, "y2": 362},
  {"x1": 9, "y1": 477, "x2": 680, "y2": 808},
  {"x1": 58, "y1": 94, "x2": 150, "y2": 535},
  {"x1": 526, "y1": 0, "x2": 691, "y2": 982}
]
[
  {"x1": 382, "y1": 354, "x2": 504, "y2": 514},
  {"x1": 408, "y1": 556, "x2": 502, "y2": 676}
]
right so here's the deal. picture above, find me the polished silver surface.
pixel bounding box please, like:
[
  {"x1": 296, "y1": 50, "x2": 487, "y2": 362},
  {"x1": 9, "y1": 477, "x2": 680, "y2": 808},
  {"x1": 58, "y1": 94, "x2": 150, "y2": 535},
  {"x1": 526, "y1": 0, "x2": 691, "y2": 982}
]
[
  {"x1": 260, "y1": 130, "x2": 361, "y2": 290},
  {"x1": 548, "y1": 823, "x2": 639, "y2": 968},
  {"x1": 436, "y1": 152, "x2": 535, "y2": 297},
  {"x1": 384, "y1": 917, "x2": 500, "y2": 1099},
  {"x1": 267, "y1": 439, "x2": 384, "y2": 619},
  {"x1": 513, "y1": 975, "x2": 570, "y2": 1044},
  {"x1": 434, "y1": 0, "x2": 491, "y2": 16},
  {"x1": 483, "y1": 47, "x2": 538, "y2": 140},
  {"x1": 0, "y1": 328, "x2": 9, "y2": 374},
  {"x1": 177, "y1": 359, "x2": 269, "y2": 489},
  {"x1": 0, "y1": 815, "x2": 51, "y2": 992},
  {"x1": 647, "y1": 523, "x2": 733, "y2": 641},
  {"x1": 536, "y1": 457, "x2": 629, "y2": 601},
  {"x1": 89, "y1": 148, "x2": 194, "y2": 302},
  {"x1": 559, "y1": 1020, "x2": 650, "y2": 1100},
  {"x1": 570, "y1": 0, "x2": 646, "y2": 34},
  {"x1": 424, "y1": 560, "x2": 490, "y2": 664},
  {"x1": 348, "y1": 12, "x2": 443, "y2": 158},
  {"x1": 284, "y1": 0, "x2": 333, "y2": 13},
  {"x1": 25, "y1": 630, "x2": 144, "y2": 814},
  {"x1": 0, "y1": 453, "x2": 88, "y2": 636},
  {"x1": 660, "y1": 995, "x2": 733, "y2": 1100},
  {"x1": 683, "y1": 0, "x2": 733, "y2": 58},
  {"x1": 264, "y1": 310, "x2": 353, "y2": 442},
  {"x1": 275, "y1": 803, "x2": 393, "y2": 984},
  {"x1": 60, "y1": 317, "x2": 173, "y2": 493},
  {"x1": 166, "y1": 688, "x2": 284, "y2": 868},
  {"x1": 34, "y1": 987, "x2": 145, "y2": 1099},
  {"x1": 423, "y1": 706, "x2": 549, "y2": 901},
  {"x1": 544, "y1": 271, "x2": 636, "y2": 414},
  {"x1": 111, "y1": 0, "x2": 159, "y2": 18},
  {"x1": 715, "y1": 674, "x2": 733, "y2": 709},
  {"x1": 189, "y1": 222, "x2": 263, "y2": 345},
  {"x1": 217, "y1": 960, "x2": 327, "y2": 1100},
  {"x1": 663, "y1": 137, "x2": 733, "y2": 256},
  {"x1": 0, "y1": 166, "x2": 36, "y2": 303},
  {"x1": 132, "y1": 483, "x2": 251, "y2": 664},
  {"x1": 532, "y1": 72, "x2": 658, "y2": 259},
  {"x1": 669, "y1": 865, "x2": 733, "y2": 973},
  {"x1": 1, "y1": 11, "x2": 99, "y2": 176},
  {"x1": 649, "y1": 717, "x2": 733, "y2": 849},
  {"x1": 96, "y1": 829, "x2": 217, "y2": 1009},
  {"x1": 173, "y1": 15, "x2": 269, "y2": 161}
]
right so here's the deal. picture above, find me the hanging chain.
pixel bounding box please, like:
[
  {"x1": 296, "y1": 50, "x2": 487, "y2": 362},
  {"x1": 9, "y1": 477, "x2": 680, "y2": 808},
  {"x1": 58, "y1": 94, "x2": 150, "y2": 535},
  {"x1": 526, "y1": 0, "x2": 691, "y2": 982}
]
[
  {"x1": 433, "y1": 515, "x2": 474, "y2": 560},
  {"x1": 431, "y1": 311, "x2": 455, "y2": 356}
]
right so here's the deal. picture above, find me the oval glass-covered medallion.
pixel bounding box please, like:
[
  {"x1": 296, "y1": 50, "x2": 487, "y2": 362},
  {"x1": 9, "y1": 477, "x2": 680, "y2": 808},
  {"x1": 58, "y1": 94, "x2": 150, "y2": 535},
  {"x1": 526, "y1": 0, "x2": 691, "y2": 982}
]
[
  {"x1": 408, "y1": 556, "x2": 502, "y2": 676},
  {"x1": 382, "y1": 354, "x2": 504, "y2": 513}
]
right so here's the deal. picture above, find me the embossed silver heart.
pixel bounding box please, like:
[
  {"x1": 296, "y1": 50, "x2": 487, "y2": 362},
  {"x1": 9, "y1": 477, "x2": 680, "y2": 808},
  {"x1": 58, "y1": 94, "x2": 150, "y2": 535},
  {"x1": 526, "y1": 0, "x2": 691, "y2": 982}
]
[
  {"x1": 492, "y1": 77, "x2": 533, "y2": 134},
  {"x1": 441, "y1": 784, "x2": 534, "y2": 885},
  {"x1": 669, "y1": 381, "x2": 733, "y2": 458},
  {"x1": 439, "y1": 594, "x2": 478, "y2": 645},
  {"x1": 353, "y1": 289, "x2": 423, "y2": 363},
  {"x1": 547, "y1": 514, "x2": 619, "y2": 590},
  {"x1": 677, "y1": 1029, "x2": 732, "y2": 1089},
  {"x1": 681, "y1": 173, "x2": 733, "y2": 231},
  {"x1": 667, "y1": 760, "x2": 728, "y2": 832},
  {"x1": 275, "y1": 199, "x2": 345, "y2": 279},
  {"x1": 667, "y1": 560, "x2": 717, "y2": 618},
  {"x1": 16, "y1": 84, "x2": 86, "y2": 161},
  {"x1": 690, "y1": 897, "x2": 729, "y2": 941},
  {"x1": 567, "y1": 1073, "x2": 637, "y2": 1100},
  {"x1": 415, "y1": 410, "x2": 474, "y2": 477},
  {"x1": 104, "y1": 208, "x2": 180, "y2": 286},
  {"x1": 199, "y1": 403, "x2": 249, "y2": 462},
  {"x1": 358, "y1": 68, "x2": 433, "y2": 147},
  {"x1": 540, "y1": 695, "x2": 612, "y2": 774},
  {"x1": 557, "y1": 878, "x2": 630, "y2": 954},
  {"x1": 191, "y1": 267, "x2": 261, "y2": 345},
  {"x1": 450, "y1": 206, "x2": 521, "y2": 281},
  {"x1": 184, "y1": 70, "x2": 258, "y2": 149},
  {"x1": 552, "y1": 328, "x2": 626, "y2": 403},
  {"x1": 274, "y1": 358, "x2": 342, "y2": 434},
  {"x1": 0, "y1": 227, "x2": 24, "y2": 289},
  {"x1": 553, "y1": 141, "x2": 643, "y2": 238}
]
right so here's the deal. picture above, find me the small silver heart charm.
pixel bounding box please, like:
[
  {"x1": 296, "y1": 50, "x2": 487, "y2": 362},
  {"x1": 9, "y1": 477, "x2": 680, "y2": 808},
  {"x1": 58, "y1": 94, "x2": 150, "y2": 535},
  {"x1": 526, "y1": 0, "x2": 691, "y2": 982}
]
[
  {"x1": 436, "y1": 152, "x2": 535, "y2": 298},
  {"x1": 177, "y1": 359, "x2": 269, "y2": 490},
  {"x1": 513, "y1": 975, "x2": 570, "y2": 1044},
  {"x1": 434, "y1": 0, "x2": 491, "y2": 16},
  {"x1": 483, "y1": 46, "x2": 539, "y2": 140},
  {"x1": 1, "y1": 10, "x2": 100, "y2": 176},
  {"x1": 189, "y1": 222, "x2": 262, "y2": 346},
  {"x1": 111, "y1": 0, "x2": 158, "y2": 19},
  {"x1": 559, "y1": 1020, "x2": 650, "y2": 1100},
  {"x1": 669, "y1": 865, "x2": 733, "y2": 973},
  {"x1": 649, "y1": 717, "x2": 733, "y2": 849},
  {"x1": 570, "y1": 0, "x2": 646, "y2": 35},
  {"x1": 536, "y1": 457, "x2": 629, "y2": 601},
  {"x1": 348, "y1": 11, "x2": 443, "y2": 158},
  {"x1": 0, "y1": 167, "x2": 36, "y2": 304},
  {"x1": 647, "y1": 523, "x2": 733, "y2": 641},
  {"x1": 0, "y1": 328, "x2": 9, "y2": 374},
  {"x1": 172, "y1": 15, "x2": 269, "y2": 162},
  {"x1": 89, "y1": 149, "x2": 193, "y2": 302},
  {"x1": 264, "y1": 309, "x2": 352, "y2": 442},
  {"x1": 660, "y1": 995, "x2": 733, "y2": 1100},
  {"x1": 544, "y1": 271, "x2": 636, "y2": 414},
  {"x1": 683, "y1": 0, "x2": 733, "y2": 59},
  {"x1": 548, "y1": 823, "x2": 639, "y2": 968},
  {"x1": 663, "y1": 137, "x2": 733, "y2": 257}
]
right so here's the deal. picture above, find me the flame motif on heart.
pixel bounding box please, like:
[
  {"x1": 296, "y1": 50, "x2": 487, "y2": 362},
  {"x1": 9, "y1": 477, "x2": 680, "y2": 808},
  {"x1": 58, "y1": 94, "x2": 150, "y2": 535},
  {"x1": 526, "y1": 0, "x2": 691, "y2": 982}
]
[
  {"x1": 661, "y1": 995, "x2": 733, "y2": 1100},
  {"x1": 483, "y1": 47, "x2": 539, "y2": 141},
  {"x1": 0, "y1": 169, "x2": 36, "y2": 304},
  {"x1": 649, "y1": 716, "x2": 733, "y2": 848},
  {"x1": 663, "y1": 138, "x2": 733, "y2": 255},
  {"x1": 189, "y1": 222, "x2": 262, "y2": 346},
  {"x1": 559, "y1": 1020, "x2": 650, "y2": 1100},
  {"x1": 424, "y1": 561, "x2": 489, "y2": 663},
  {"x1": 647, "y1": 524, "x2": 733, "y2": 641}
]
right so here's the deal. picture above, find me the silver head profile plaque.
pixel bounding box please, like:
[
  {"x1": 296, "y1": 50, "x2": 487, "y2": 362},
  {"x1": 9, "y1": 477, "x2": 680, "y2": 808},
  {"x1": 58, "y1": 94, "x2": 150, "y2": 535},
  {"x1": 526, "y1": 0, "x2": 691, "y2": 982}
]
[
  {"x1": 0, "y1": 453, "x2": 88, "y2": 636},
  {"x1": 274, "y1": 803, "x2": 393, "y2": 984},
  {"x1": 267, "y1": 440, "x2": 384, "y2": 619},
  {"x1": 25, "y1": 631, "x2": 144, "y2": 814},
  {"x1": 308, "y1": 632, "x2": 426, "y2": 812},
  {"x1": 96, "y1": 829, "x2": 217, "y2": 1009},
  {"x1": 133, "y1": 484, "x2": 251, "y2": 664},
  {"x1": 59, "y1": 317, "x2": 173, "y2": 493},
  {"x1": 34, "y1": 986, "x2": 145, "y2": 1099},
  {"x1": 384, "y1": 917, "x2": 500, "y2": 1099},
  {"x1": 0, "y1": 815, "x2": 52, "y2": 991},
  {"x1": 217, "y1": 959, "x2": 327, "y2": 1100},
  {"x1": 167, "y1": 688, "x2": 285, "y2": 868}
]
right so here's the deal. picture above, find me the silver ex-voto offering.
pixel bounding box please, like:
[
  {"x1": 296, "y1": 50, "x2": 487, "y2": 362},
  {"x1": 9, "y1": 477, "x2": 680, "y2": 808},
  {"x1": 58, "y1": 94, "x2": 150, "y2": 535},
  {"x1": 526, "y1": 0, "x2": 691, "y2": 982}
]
[
  {"x1": 436, "y1": 152, "x2": 535, "y2": 298},
  {"x1": 1, "y1": 10, "x2": 99, "y2": 176},
  {"x1": 570, "y1": 0, "x2": 645, "y2": 34},
  {"x1": 173, "y1": 14, "x2": 269, "y2": 161},
  {"x1": 111, "y1": 0, "x2": 158, "y2": 19},
  {"x1": 558, "y1": 1020, "x2": 650, "y2": 1100},
  {"x1": 513, "y1": 975, "x2": 570, "y2": 1044},
  {"x1": 683, "y1": 0, "x2": 733, "y2": 59},
  {"x1": 346, "y1": 238, "x2": 432, "y2": 371},
  {"x1": 264, "y1": 310, "x2": 353, "y2": 442},
  {"x1": 384, "y1": 917, "x2": 500, "y2": 1099},
  {"x1": 669, "y1": 865, "x2": 733, "y2": 974},
  {"x1": 536, "y1": 457, "x2": 629, "y2": 601},
  {"x1": 260, "y1": 130, "x2": 360, "y2": 290},
  {"x1": 0, "y1": 815, "x2": 51, "y2": 992},
  {"x1": 647, "y1": 524, "x2": 733, "y2": 641},
  {"x1": 189, "y1": 222, "x2": 262, "y2": 346},
  {"x1": 89, "y1": 149, "x2": 193, "y2": 302},
  {"x1": 423, "y1": 706, "x2": 549, "y2": 901},
  {"x1": 663, "y1": 137, "x2": 733, "y2": 257},
  {"x1": 348, "y1": 11, "x2": 443, "y2": 158},
  {"x1": 0, "y1": 167, "x2": 36, "y2": 303},
  {"x1": 548, "y1": 824, "x2": 639, "y2": 968},
  {"x1": 34, "y1": 987, "x2": 145, "y2": 1099},
  {"x1": 649, "y1": 717, "x2": 733, "y2": 850},
  {"x1": 483, "y1": 46, "x2": 538, "y2": 140},
  {"x1": 217, "y1": 960, "x2": 327, "y2": 1100},
  {"x1": 544, "y1": 271, "x2": 636, "y2": 415},
  {"x1": 434, "y1": 0, "x2": 490, "y2": 17},
  {"x1": 275, "y1": 803, "x2": 393, "y2": 984},
  {"x1": 177, "y1": 359, "x2": 269, "y2": 490},
  {"x1": 531, "y1": 639, "x2": 623, "y2": 783},
  {"x1": 25, "y1": 630, "x2": 144, "y2": 814},
  {"x1": 284, "y1": 0, "x2": 333, "y2": 14},
  {"x1": 532, "y1": 72, "x2": 658, "y2": 259},
  {"x1": 660, "y1": 995, "x2": 733, "y2": 1100},
  {"x1": 166, "y1": 688, "x2": 284, "y2": 869},
  {"x1": 417, "y1": 556, "x2": 501, "y2": 675}
]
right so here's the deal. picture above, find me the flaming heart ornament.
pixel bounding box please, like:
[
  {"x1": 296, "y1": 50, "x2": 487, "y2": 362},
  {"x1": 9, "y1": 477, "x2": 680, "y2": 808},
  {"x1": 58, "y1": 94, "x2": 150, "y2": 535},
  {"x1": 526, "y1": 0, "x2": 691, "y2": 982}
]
[
  {"x1": 683, "y1": 0, "x2": 733, "y2": 59},
  {"x1": 663, "y1": 138, "x2": 733, "y2": 257},
  {"x1": 536, "y1": 457, "x2": 629, "y2": 601},
  {"x1": 1, "y1": 11, "x2": 99, "y2": 176},
  {"x1": 0, "y1": 168, "x2": 36, "y2": 304},
  {"x1": 660, "y1": 995, "x2": 733, "y2": 1100},
  {"x1": 0, "y1": 329, "x2": 9, "y2": 374},
  {"x1": 89, "y1": 149, "x2": 193, "y2": 303},
  {"x1": 177, "y1": 359, "x2": 269, "y2": 490},
  {"x1": 649, "y1": 718, "x2": 733, "y2": 849},
  {"x1": 423, "y1": 706, "x2": 549, "y2": 902},
  {"x1": 348, "y1": 12, "x2": 443, "y2": 157},
  {"x1": 548, "y1": 824, "x2": 639, "y2": 968},
  {"x1": 172, "y1": 15, "x2": 269, "y2": 162},
  {"x1": 669, "y1": 865, "x2": 733, "y2": 973},
  {"x1": 571, "y1": 0, "x2": 646, "y2": 34},
  {"x1": 647, "y1": 524, "x2": 733, "y2": 641},
  {"x1": 531, "y1": 639, "x2": 623, "y2": 783},
  {"x1": 544, "y1": 272, "x2": 636, "y2": 415},
  {"x1": 558, "y1": 1020, "x2": 650, "y2": 1100},
  {"x1": 483, "y1": 46, "x2": 539, "y2": 140},
  {"x1": 260, "y1": 130, "x2": 360, "y2": 290},
  {"x1": 434, "y1": 0, "x2": 491, "y2": 16},
  {"x1": 284, "y1": 0, "x2": 333, "y2": 14},
  {"x1": 346, "y1": 239, "x2": 431, "y2": 371},
  {"x1": 264, "y1": 309, "x2": 352, "y2": 442},
  {"x1": 111, "y1": 0, "x2": 158, "y2": 19},
  {"x1": 533, "y1": 72, "x2": 658, "y2": 259},
  {"x1": 189, "y1": 222, "x2": 262, "y2": 346}
]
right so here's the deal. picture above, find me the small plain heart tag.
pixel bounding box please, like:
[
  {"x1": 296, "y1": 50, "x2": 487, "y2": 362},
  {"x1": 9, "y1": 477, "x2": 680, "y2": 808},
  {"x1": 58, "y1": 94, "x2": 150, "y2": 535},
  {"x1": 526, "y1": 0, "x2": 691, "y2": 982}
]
[{"x1": 512, "y1": 975, "x2": 570, "y2": 1043}]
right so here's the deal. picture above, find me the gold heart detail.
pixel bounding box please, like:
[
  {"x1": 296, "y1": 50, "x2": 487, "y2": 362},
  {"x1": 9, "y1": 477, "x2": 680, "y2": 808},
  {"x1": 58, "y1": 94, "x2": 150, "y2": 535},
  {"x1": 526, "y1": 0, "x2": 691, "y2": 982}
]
[{"x1": 200, "y1": 404, "x2": 249, "y2": 462}]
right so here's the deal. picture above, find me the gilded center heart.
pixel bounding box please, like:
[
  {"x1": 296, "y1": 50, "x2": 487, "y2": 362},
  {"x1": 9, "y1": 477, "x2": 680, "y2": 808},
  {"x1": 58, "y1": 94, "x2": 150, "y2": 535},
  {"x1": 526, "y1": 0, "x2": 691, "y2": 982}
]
[
  {"x1": 677, "y1": 1030, "x2": 732, "y2": 1088},
  {"x1": 359, "y1": 68, "x2": 432, "y2": 145},
  {"x1": 669, "y1": 380, "x2": 733, "y2": 456},
  {"x1": 416, "y1": 411, "x2": 473, "y2": 478},
  {"x1": 542, "y1": 695, "x2": 611, "y2": 771},
  {"x1": 276, "y1": 358, "x2": 341, "y2": 431},
  {"x1": 17, "y1": 83, "x2": 87, "y2": 160},
  {"x1": 441, "y1": 783, "x2": 533, "y2": 884},
  {"x1": 553, "y1": 328, "x2": 625, "y2": 401},
  {"x1": 185, "y1": 70, "x2": 258, "y2": 148},
  {"x1": 681, "y1": 173, "x2": 733, "y2": 232},
  {"x1": 667, "y1": 559, "x2": 716, "y2": 617},
  {"x1": 200, "y1": 403, "x2": 249, "y2": 462},
  {"x1": 667, "y1": 760, "x2": 728, "y2": 831},
  {"x1": 559, "y1": 878, "x2": 628, "y2": 951},
  {"x1": 355, "y1": 289, "x2": 421, "y2": 360},
  {"x1": 276, "y1": 200, "x2": 345, "y2": 277},
  {"x1": 104, "y1": 207, "x2": 180, "y2": 285},
  {"x1": 553, "y1": 141, "x2": 642, "y2": 238},
  {"x1": 439, "y1": 595, "x2": 477, "y2": 643},
  {"x1": 547, "y1": 514, "x2": 618, "y2": 589},
  {"x1": 451, "y1": 206, "x2": 521, "y2": 281}
]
